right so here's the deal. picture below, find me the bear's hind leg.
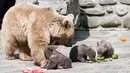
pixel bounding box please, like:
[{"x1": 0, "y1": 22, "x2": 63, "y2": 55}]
[
  {"x1": 5, "y1": 46, "x2": 15, "y2": 60},
  {"x1": 19, "y1": 45, "x2": 32, "y2": 61},
  {"x1": 4, "y1": 41, "x2": 17, "y2": 60},
  {"x1": 77, "y1": 56, "x2": 86, "y2": 62},
  {"x1": 43, "y1": 60, "x2": 57, "y2": 69}
]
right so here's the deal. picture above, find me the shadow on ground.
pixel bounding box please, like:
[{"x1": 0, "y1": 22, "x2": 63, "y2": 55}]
[
  {"x1": 14, "y1": 53, "x2": 19, "y2": 59},
  {"x1": 72, "y1": 9, "x2": 90, "y2": 45},
  {"x1": 72, "y1": 30, "x2": 90, "y2": 45}
]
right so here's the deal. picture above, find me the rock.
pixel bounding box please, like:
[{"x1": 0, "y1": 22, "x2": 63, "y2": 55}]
[
  {"x1": 99, "y1": 0, "x2": 117, "y2": 5},
  {"x1": 79, "y1": 0, "x2": 96, "y2": 8},
  {"x1": 60, "y1": 7, "x2": 67, "y2": 15},
  {"x1": 39, "y1": 0, "x2": 67, "y2": 12},
  {"x1": 15, "y1": 0, "x2": 38, "y2": 4},
  {"x1": 116, "y1": 5, "x2": 128, "y2": 16},
  {"x1": 66, "y1": 0, "x2": 80, "y2": 19},
  {"x1": 120, "y1": 0, "x2": 130, "y2": 5},
  {"x1": 88, "y1": 17, "x2": 101, "y2": 28},
  {"x1": 33, "y1": 0, "x2": 39, "y2": 5},
  {"x1": 123, "y1": 14, "x2": 130, "y2": 29},
  {"x1": 75, "y1": 10, "x2": 89, "y2": 29},
  {"x1": 38, "y1": 0, "x2": 80, "y2": 24},
  {"x1": 83, "y1": 8, "x2": 105, "y2": 16},
  {"x1": 101, "y1": 15, "x2": 122, "y2": 28},
  {"x1": 106, "y1": 6, "x2": 113, "y2": 13}
]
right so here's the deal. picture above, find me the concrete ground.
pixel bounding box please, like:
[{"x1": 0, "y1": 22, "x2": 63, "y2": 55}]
[{"x1": 0, "y1": 30, "x2": 130, "y2": 73}]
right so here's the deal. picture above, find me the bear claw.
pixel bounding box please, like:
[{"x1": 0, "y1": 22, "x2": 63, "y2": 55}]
[{"x1": 5, "y1": 56, "x2": 15, "y2": 60}]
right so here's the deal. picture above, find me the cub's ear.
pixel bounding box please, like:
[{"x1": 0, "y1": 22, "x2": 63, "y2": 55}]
[
  {"x1": 29, "y1": 12, "x2": 36, "y2": 23},
  {"x1": 67, "y1": 14, "x2": 74, "y2": 21}
]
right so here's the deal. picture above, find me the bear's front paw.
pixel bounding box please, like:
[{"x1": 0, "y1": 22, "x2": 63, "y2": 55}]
[
  {"x1": 57, "y1": 65, "x2": 64, "y2": 69},
  {"x1": 40, "y1": 60, "x2": 46, "y2": 68},
  {"x1": 19, "y1": 53, "x2": 33, "y2": 61},
  {"x1": 22, "y1": 56, "x2": 32, "y2": 61},
  {"x1": 5, "y1": 55, "x2": 15, "y2": 60}
]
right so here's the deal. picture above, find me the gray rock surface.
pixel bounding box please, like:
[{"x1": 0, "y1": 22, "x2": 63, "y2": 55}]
[
  {"x1": 15, "y1": 0, "x2": 37, "y2": 4},
  {"x1": 120, "y1": 0, "x2": 130, "y2": 5},
  {"x1": 79, "y1": 0, "x2": 96, "y2": 8},
  {"x1": 123, "y1": 14, "x2": 130, "y2": 29},
  {"x1": 39, "y1": 0, "x2": 80, "y2": 24},
  {"x1": 83, "y1": 8, "x2": 105, "y2": 16},
  {"x1": 99, "y1": 0, "x2": 117, "y2": 5},
  {"x1": 101, "y1": 15, "x2": 122, "y2": 27},
  {"x1": 38, "y1": 0, "x2": 68, "y2": 13},
  {"x1": 88, "y1": 17, "x2": 101, "y2": 28},
  {"x1": 60, "y1": 7, "x2": 67, "y2": 15},
  {"x1": 116, "y1": 5, "x2": 128, "y2": 16},
  {"x1": 66, "y1": 0, "x2": 80, "y2": 20},
  {"x1": 106, "y1": 6, "x2": 113, "y2": 13}
]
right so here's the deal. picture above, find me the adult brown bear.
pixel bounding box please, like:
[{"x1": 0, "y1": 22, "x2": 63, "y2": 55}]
[{"x1": 1, "y1": 3, "x2": 74, "y2": 67}]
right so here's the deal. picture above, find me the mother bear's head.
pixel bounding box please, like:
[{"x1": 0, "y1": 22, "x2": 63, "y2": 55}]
[
  {"x1": 42, "y1": 8, "x2": 75, "y2": 47},
  {"x1": 48, "y1": 13, "x2": 75, "y2": 47}
]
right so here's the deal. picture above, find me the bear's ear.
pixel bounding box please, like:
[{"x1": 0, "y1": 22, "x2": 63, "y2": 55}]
[
  {"x1": 62, "y1": 19, "x2": 70, "y2": 28},
  {"x1": 29, "y1": 12, "x2": 36, "y2": 23},
  {"x1": 47, "y1": 7, "x2": 57, "y2": 13},
  {"x1": 67, "y1": 14, "x2": 74, "y2": 21}
]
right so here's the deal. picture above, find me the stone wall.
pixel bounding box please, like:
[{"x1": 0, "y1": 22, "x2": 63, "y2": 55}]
[
  {"x1": 37, "y1": 0, "x2": 80, "y2": 26},
  {"x1": 16, "y1": 0, "x2": 130, "y2": 30},
  {"x1": 15, "y1": 0, "x2": 38, "y2": 4},
  {"x1": 78, "y1": 0, "x2": 130, "y2": 29}
]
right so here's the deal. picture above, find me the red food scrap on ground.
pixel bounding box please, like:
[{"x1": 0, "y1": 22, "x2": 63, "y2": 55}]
[{"x1": 22, "y1": 67, "x2": 47, "y2": 73}]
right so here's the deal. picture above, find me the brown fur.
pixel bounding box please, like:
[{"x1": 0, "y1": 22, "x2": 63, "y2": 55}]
[
  {"x1": 44, "y1": 50, "x2": 72, "y2": 69},
  {"x1": 96, "y1": 40, "x2": 114, "y2": 58},
  {"x1": 69, "y1": 44, "x2": 96, "y2": 62},
  {"x1": 1, "y1": 3, "x2": 74, "y2": 67}
]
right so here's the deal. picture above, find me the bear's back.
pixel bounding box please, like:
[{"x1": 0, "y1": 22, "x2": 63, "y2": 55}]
[{"x1": 2, "y1": 3, "x2": 57, "y2": 27}]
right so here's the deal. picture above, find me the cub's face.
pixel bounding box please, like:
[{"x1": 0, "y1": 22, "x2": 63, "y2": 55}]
[
  {"x1": 45, "y1": 45, "x2": 58, "y2": 59},
  {"x1": 96, "y1": 42, "x2": 108, "y2": 57},
  {"x1": 48, "y1": 14, "x2": 75, "y2": 47}
]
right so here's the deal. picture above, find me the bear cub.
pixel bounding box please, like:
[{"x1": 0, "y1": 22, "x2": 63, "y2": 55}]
[
  {"x1": 69, "y1": 44, "x2": 96, "y2": 62},
  {"x1": 43, "y1": 47, "x2": 72, "y2": 69},
  {"x1": 96, "y1": 40, "x2": 114, "y2": 59}
]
